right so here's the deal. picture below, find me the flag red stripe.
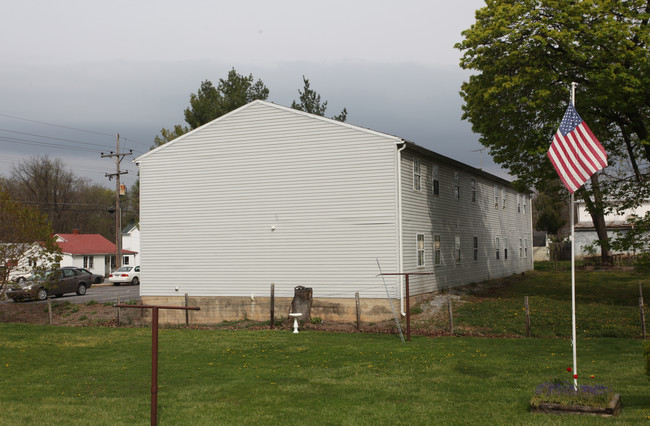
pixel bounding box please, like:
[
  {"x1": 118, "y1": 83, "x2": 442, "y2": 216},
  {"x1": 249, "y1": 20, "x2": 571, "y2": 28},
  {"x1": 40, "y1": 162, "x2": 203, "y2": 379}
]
[
  {"x1": 548, "y1": 134, "x2": 582, "y2": 192},
  {"x1": 576, "y1": 123, "x2": 607, "y2": 168}
]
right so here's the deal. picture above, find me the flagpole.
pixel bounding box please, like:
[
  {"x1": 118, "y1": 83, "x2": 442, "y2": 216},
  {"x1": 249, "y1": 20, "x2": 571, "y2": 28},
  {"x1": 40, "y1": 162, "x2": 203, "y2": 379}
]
[{"x1": 570, "y1": 82, "x2": 578, "y2": 391}]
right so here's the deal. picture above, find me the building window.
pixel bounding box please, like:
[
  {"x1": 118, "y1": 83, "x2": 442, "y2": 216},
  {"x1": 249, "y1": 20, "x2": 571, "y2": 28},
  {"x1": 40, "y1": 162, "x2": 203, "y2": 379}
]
[
  {"x1": 522, "y1": 195, "x2": 527, "y2": 214},
  {"x1": 454, "y1": 172, "x2": 460, "y2": 200},
  {"x1": 524, "y1": 238, "x2": 528, "y2": 258},
  {"x1": 413, "y1": 159, "x2": 421, "y2": 191},
  {"x1": 504, "y1": 238, "x2": 508, "y2": 260},
  {"x1": 494, "y1": 185, "x2": 499, "y2": 208},
  {"x1": 417, "y1": 234, "x2": 425, "y2": 267},
  {"x1": 495, "y1": 237, "x2": 500, "y2": 260},
  {"x1": 501, "y1": 188, "x2": 506, "y2": 209},
  {"x1": 432, "y1": 165, "x2": 439, "y2": 195},
  {"x1": 471, "y1": 179, "x2": 476, "y2": 203},
  {"x1": 473, "y1": 236, "x2": 478, "y2": 261},
  {"x1": 434, "y1": 235, "x2": 441, "y2": 265},
  {"x1": 519, "y1": 238, "x2": 523, "y2": 258},
  {"x1": 83, "y1": 256, "x2": 94, "y2": 269},
  {"x1": 517, "y1": 194, "x2": 521, "y2": 213},
  {"x1": 123, "y1": 256, "x2": 129, "y2": 265},
  {"x1": 455, "y1": 236, "x2": 461, "y2": 263}
]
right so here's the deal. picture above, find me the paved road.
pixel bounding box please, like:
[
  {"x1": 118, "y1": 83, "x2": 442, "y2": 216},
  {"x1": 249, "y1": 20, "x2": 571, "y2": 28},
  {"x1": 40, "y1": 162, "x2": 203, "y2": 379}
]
[{"x1": 4, "y1": 283, "x2": 141, "y2": 305}]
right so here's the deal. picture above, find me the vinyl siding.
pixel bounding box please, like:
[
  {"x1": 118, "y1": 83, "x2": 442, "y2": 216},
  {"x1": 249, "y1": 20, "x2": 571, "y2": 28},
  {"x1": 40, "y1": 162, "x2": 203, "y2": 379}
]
[
  {"x1": 138, "y1": 101, "x2": 400, "y2": 299},
  {"x1": 400, "y1": 149, "x2": 533, "y2": 295}
]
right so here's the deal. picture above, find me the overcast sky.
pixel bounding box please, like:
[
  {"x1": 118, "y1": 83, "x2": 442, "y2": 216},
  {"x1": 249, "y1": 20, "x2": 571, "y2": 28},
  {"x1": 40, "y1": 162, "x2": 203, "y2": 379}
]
[{"x1": 0, "y1": 0, "x2": 500, "y2": 189}]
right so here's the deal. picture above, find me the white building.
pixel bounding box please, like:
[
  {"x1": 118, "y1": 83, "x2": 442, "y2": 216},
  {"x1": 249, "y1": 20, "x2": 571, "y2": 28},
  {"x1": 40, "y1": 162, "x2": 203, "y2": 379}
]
[
  {"x1": 121, "y1": 221, "x2": 140, "y2": 267},
  {"x1": 574, "y1": 199, "x2": 650, "y2": 257},
  {"x1": 135, "y1": 101, "x2": 533, "y2": 323}
]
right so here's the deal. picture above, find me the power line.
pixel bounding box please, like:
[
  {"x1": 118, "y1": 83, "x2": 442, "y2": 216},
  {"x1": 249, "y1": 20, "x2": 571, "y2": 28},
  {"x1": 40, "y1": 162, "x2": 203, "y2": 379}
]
[
  {"x1": 0, "y1": 112, "x2": 116, "y2": 137},
  {"x1": 0, "y1": 135, "x2": 101, "y2": 153},
  {"x1": 0, "y1": 112, "x2": 153, "y2": 151},
  {"x1": 0, "y1": 128, "x2": 114, "y2": 150}
]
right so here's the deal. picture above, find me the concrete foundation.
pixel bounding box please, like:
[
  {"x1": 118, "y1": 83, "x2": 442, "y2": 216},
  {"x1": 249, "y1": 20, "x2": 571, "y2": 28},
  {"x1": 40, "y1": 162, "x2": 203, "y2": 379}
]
[{"x1": 141, "y1": 295, "x2": 399, "y2": 325}]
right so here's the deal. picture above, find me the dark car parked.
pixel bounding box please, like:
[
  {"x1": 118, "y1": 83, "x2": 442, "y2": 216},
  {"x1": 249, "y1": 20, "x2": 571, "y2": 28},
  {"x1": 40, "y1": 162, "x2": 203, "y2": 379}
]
[
  {"x1": 6, "y1": 268, "x2": 92, "y2": 302},
  {"x1": 61, "y1": 266, "x2": 104, "y2": 284}
]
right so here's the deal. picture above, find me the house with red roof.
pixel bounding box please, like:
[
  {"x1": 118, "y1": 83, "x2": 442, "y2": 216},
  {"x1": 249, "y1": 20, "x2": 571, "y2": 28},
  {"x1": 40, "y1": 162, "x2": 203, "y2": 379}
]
[{"x1": 56, "y1": 230, "x2": 137, "y2": 277}]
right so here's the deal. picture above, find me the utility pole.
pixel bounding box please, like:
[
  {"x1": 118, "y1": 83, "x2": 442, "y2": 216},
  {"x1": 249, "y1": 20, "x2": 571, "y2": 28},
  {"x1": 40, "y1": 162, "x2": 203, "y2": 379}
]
[{"x1": 101, "y1": 134, "x2": 132, "y2": 271}]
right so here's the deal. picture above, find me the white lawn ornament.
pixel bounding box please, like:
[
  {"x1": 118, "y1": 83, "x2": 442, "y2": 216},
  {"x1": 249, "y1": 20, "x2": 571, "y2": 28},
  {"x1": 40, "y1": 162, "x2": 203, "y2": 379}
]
[{"x1": 289, "y1": 313, "x2": 303, "y2": 333}]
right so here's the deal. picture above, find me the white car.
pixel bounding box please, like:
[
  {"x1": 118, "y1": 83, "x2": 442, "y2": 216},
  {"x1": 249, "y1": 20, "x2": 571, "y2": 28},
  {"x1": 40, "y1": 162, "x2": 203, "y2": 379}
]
[{"x1": 108, "y1": 265, "x2": 140, "y2": 286}]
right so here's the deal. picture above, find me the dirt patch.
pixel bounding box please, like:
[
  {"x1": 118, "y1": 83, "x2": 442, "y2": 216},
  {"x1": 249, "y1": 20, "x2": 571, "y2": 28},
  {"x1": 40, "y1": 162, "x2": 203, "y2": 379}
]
[{"x1": 0, "y1": 301, "x2": 145, "y2": 327}]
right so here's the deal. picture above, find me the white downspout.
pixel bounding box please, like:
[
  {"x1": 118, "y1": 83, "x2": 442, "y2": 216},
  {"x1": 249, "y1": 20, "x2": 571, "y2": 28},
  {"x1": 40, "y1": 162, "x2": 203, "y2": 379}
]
[{"x1": 396, "y1": 142, "x2": 407, "y2": 316}]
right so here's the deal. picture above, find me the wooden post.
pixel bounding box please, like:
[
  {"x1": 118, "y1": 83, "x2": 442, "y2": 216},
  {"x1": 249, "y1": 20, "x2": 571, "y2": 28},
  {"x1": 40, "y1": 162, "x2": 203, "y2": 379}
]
[
  {"x1": 405, "y1": 275, "x2": 411, "y2": 341},
  {"x1": 185, "y1": 293, "x2": 189, "y2": 326},
  {"x1": 447, "y1": 294, "x2": 454, "y2": 334},
  {"x1": 355, "y1": 292, "x2": 361, "y2": 331},
  {"x1": 47, "y1": 298, "x2": 53, "y2": 325},
  {"x1": 524, "y1": 296, "x2": 531, "y2": 338},
  {"x1": 270, "y1": 283, "x2": 275, "y2": 329},
  {"x1": 640, "y1": 282, "x2": 646, "y2": 340}
]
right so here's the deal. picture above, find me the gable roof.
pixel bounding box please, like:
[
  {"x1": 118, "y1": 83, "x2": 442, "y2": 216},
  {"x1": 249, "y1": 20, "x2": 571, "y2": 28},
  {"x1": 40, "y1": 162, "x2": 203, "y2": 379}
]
[
  {"x1": 56, "y1": 233, "x2": 136, "y2": 255},
  {"x1": 135, "y1": 100, "x2": 403, "y2": 163}
]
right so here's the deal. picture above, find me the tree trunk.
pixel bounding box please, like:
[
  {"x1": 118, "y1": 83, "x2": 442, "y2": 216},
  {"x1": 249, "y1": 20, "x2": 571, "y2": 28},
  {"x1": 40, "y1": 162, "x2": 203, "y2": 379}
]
[{"x1": 579, "y1": 175, "x2": 609, "y2": 262}]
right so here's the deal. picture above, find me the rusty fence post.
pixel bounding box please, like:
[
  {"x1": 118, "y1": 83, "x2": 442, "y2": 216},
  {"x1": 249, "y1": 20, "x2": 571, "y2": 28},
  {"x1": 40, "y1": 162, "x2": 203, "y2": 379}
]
[
  {"x1": 185, "y1": 293, "x2": 189, "y2": 326},
  {"x1": 355, "y1": 292, "x2": 360, "y2": 331},
  {"x1": 447, "y1": 294, "x2": 454, "y2": 334},
  {"x1": 47, "y1": 298, "x2": 53, "y2": 325},
  {"x1": 270, "y1": 283, "x2": 275, "y2": 329},
  {"x1": 115, "y1": 303, "x2": 200, "y2": 426},
  {"x1": 640, "y1": 282, "x2": 646, "y2": 340},
  {"x1": 525, "y1": 296, "x2": 531, "y2": 338}
]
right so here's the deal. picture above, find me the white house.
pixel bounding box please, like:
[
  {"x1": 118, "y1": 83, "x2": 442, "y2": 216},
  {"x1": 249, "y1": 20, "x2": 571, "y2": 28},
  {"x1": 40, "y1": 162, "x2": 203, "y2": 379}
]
[
  {"x1": 574, "y1": 199, "x2": 650, "y2": 257},
  {"x1": 135, "y1": 101, "x2": 533, "y2": 323},
  {"x1": 56, "y1": 231, "x2": 137, "y2": 276},
  {"x1": 8, "y1": 231, "x2": 137, "y2": 281},
  {"x1": 121, "y1": 221, "x2": 140, "y2": 267}
]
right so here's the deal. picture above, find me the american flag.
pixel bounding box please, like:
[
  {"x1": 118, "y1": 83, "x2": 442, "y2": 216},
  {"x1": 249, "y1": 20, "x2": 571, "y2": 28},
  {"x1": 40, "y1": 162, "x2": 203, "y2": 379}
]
[{"x1": 547, "y1": 104, "x2": 607, "y2": 193}]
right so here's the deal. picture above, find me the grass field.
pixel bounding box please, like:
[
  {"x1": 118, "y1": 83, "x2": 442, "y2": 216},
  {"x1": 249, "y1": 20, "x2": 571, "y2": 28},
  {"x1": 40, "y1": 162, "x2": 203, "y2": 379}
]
[
  {"x1": 1, "y1": 267, "x2": 649, "y2": 424},
  {"x1": 1, "y1": 324, "x2": 648, "y2": 425},
  {"x1": 416, "y1": 267, "x2": 649, "y2": 339}
]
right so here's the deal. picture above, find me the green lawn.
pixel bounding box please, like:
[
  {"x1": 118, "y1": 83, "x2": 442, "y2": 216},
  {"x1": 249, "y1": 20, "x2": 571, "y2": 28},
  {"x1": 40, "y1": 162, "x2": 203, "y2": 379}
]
[
  {"x1": 420, "y1": 268, "x2": 649, "y2": 339},
  {"x1": 1, "y1": 324, "x2": 648, "y2": 425}
]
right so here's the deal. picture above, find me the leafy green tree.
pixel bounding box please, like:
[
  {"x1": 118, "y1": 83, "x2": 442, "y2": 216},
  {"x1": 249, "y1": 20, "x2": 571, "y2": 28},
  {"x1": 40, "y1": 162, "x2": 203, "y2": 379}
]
[
  {"x1": 456, "y1": 0, "x2": 650, "y2": 261},
  {"x1": 152, "y1": 125, "x2": 189, "y2": 149},
  {"x1": 0, "y1": 186, "x2": 61, "y2": 298},
  {"x1": 153, "y1": 68, "x2": 269, "y2": 147},
  {"x1": 184, "y1": 69, "x2": 269, "y2": 129},
  {"x1": 291, "y1": 76, "x2": 348, "y2": 122}
]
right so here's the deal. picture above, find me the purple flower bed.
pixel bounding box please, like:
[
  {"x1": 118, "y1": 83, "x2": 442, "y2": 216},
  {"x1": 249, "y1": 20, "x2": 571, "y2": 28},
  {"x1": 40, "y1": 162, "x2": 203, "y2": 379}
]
[{"x1": 531, "y1": 378, "x2": 613, "y2": 408}]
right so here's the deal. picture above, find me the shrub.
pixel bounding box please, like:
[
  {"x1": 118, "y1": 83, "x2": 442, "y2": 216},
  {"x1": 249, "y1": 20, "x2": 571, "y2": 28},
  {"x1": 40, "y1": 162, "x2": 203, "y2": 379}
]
[{"x1": 310, "y1": 317, "x2": 323, "y2": 324}]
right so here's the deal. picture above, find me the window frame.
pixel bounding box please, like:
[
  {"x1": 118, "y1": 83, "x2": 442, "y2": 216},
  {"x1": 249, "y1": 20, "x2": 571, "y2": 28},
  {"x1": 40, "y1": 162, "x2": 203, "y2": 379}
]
[
  {"x1": 471, "y1": 179, "x2": 476, "y2": 203},
  {"x1": 495, "y1": 237, "x2": 500, "y2": 260},
  {"x1": 433, "y1": 234, "x2": 441, "y2": 266},
  {"x1": 454, "y1": 236, "x2": 461, "y2": 264},
  {"x1": 413, "y1": 159, "x2": 422, "y2": 191},
  {"x1": 473, "y1": 236, "x2": 478, "y2": 262},
  {"x1": 432, "y1": 165, "x2": 440, "y2": 196},
  {"x1": 416, "y1": 233, "x2": 426, "y2": 267},
  {"x1": 454, "y1": 172, "x2": 460, "y2": 200}
]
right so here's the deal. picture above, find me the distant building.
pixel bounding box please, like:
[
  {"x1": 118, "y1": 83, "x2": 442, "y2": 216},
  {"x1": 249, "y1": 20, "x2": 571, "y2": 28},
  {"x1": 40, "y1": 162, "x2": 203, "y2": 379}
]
[{"x1": 574, "y1": 200, "x2": 650, "y2": 258}]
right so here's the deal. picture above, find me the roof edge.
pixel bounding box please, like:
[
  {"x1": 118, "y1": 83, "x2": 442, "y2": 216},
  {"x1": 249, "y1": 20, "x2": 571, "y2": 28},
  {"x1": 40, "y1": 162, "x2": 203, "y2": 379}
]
[{"x1": 135, "y1": 100, "x2": 404, "y2": 163}]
